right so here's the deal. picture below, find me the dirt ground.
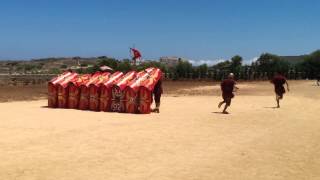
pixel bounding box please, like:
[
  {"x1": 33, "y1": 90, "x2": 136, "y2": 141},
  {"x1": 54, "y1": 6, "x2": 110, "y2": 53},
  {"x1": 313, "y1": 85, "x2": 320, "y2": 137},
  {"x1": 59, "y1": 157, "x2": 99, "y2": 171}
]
[{"x1": 0, "y1": 80, "x2": 319, "y2": 180}]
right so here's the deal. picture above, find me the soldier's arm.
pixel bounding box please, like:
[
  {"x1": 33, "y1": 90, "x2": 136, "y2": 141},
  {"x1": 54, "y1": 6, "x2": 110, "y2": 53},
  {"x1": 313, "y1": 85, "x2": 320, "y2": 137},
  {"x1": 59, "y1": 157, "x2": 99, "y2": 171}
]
[
  {"x1": 286, "y1": 81, "x2": 290, "y2": 92},
  {"x1": 233, "y1": 82, "x2": 239, "y2": 92},
  {"x1": 234, "y1": 81, "x2": 239, "y2": 90}
]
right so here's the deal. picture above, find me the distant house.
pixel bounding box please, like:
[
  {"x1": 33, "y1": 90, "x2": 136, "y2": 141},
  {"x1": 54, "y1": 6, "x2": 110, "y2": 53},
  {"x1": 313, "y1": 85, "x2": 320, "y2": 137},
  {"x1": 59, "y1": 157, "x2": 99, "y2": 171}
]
[{"x1": 160, "y1": 56, "x2": 186, "y2": 67}]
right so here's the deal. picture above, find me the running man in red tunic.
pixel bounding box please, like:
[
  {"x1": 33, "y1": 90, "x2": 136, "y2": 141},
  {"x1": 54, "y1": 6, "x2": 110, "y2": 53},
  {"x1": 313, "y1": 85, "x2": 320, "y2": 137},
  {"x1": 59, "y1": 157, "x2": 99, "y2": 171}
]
[
  {"x1": 218, "y1": 73, "x2": 239, "y2": 114},
  {"x1": 271, "y1": 72, "x2": 290, "y2": 108}
]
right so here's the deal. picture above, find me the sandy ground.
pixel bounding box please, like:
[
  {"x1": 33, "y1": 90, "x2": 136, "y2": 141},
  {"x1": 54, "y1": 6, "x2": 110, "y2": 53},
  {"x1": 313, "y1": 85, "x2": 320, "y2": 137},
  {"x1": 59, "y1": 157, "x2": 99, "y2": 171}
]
[{"x1": 0, "y1": 81, "x2": 320, "y2": 180}]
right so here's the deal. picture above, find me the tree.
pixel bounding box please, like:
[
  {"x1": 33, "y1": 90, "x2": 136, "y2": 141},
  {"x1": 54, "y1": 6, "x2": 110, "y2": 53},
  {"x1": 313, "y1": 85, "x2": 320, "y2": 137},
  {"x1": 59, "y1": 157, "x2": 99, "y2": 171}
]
[
  {"x1": 300, "y1": 50, "x2": 320, "y2": 78},
  {"x1": 231, "y1": 55, "x2": 242, "y2": 68},
  {"x1": 230, "y1": 55, "x2": 243, "y2": 76},
  {"x1": 175, "y1": 60, "x2": 193, "y2": 79},
  {"x1": 198, "y1": 64, "x2": 208, "y2": 78},
  {"x1": 255, "y1": 53, "x2": 278, "y2": 73},
  {"x1": 97, "y1": 57, "x2": 119, "y2": 70},
  {"x1": 211, "y1": 60, "x2": 232, "y2": 79},
  {"x1": 252, "y1": 53, "x2": 290, "y2": 78},
  {"x1": 117, "y1": 60, "x2": 132, "y2": 72}
]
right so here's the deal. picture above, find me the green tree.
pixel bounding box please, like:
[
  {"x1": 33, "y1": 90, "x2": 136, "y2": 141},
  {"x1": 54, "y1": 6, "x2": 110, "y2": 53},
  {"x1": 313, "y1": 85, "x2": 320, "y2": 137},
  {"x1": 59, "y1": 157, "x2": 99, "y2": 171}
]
[
  {"x1": 255, "y1": 53, "x2": 278, "y2": 73},
  {"x1": 300, "y1": 50, "x2": 320, "y2": 78},
  {"x1": 97, "y1": 57, "x2": 119, "y2": 70},
  {"x1": 253, "y1": 53, "x2": 290, "y2": 78},
  {"x1": 117, "y1": 60, "x2": 132, "y2": 72},
  {"x1": 230, "y1": 55, "x2": 243, "y2": 74},
  {"x1": 211, "y1": 60, "x2": 232, "y2": 79},
  {"x1": 175, "y1": 60, "x2": 193, "y2": 79},
  {"x1": 198, "y1": 64, "x2": 208, "y2": 78}
]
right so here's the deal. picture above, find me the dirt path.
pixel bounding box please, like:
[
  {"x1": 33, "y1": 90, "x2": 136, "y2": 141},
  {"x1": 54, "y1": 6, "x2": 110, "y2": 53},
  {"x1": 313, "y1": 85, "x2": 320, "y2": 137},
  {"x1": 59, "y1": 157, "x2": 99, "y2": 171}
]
[{"x1": 0, "y1": 81, "x2": 319, "y2": 180}]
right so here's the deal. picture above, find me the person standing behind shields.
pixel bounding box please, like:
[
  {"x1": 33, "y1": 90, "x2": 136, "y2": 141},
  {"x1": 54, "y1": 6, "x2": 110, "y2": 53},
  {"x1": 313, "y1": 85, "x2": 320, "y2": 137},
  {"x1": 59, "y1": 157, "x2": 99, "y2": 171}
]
[
  {"x1": 271, "y1": 72, "x2": 290, "y2": 108},
  {"x1": 152, "y1": 78, "x2": 163, "y2": 113},
  {"x1": 218, "y1": 73, "x2": 239, "y2": 114},
  {"x1": 316, "y1": 74, "x2": 320, "y2": 86}
]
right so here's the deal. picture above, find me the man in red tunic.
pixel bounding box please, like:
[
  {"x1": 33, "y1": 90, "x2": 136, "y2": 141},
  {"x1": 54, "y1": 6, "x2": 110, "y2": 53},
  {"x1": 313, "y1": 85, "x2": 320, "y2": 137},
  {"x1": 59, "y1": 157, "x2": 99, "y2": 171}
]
[
  {"x1": 271, "y1": 72, "x2": 290, "y2": 108},
  {"x1": 218, "y1": 73, "x2": 239, "y2": 114}
]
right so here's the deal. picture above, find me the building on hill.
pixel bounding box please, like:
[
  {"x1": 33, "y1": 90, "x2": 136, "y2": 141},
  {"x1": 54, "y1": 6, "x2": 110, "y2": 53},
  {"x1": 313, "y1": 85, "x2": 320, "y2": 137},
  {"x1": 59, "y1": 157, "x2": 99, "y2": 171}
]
[{"x1": 160, "y1": 56, "x2": 187, "y2": 67}]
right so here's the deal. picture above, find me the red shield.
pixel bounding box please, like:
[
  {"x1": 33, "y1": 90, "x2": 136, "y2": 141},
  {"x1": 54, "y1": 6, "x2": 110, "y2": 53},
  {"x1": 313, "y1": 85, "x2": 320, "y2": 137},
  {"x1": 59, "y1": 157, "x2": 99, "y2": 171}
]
[
  {"x1": 99, "y1": 85, "x2": 113, "y2": 112},
  {"x1": 48, "y1": 72, "x2": 72, "y2": 108},
  {"x1": 111, "y1": 85, "x2": 123, "y2": 112},
  {"x1": 56, "y1": 73, "x2": 78, "y2": 108},
  {"x1": 79, "y1": 85, "x2": 90, "y2": 110},
  {"x1": 88, "y1": 72, "x2": 111, "y2": 111},
  {"x1": 100, "y1": 72, "x2": 124, "y2": 112},
  {"x1": 68, "y1": 82, "x2": 80, "y2": 109},
  {"x1": 138, "y1": 68, "x2": 162, "y2": 114},
  {"x1": 77, "y1": 74, "x2": 92, "y2": 110},
  {"x1": 111, "y1": 71, "x2": 137, "y2": 112},
  {"x1": 124, "y1": 87, "x2": 139, "y2": 113},
  {"x1": 138, "y1": 87, "x2": 153, "y2": 114}
]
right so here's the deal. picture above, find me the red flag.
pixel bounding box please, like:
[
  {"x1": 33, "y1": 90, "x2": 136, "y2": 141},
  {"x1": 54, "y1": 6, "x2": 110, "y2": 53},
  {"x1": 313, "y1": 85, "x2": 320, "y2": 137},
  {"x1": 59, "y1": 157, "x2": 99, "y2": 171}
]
[{"x1": 131, "y1": 48, "x2": 142, "y2": 60}]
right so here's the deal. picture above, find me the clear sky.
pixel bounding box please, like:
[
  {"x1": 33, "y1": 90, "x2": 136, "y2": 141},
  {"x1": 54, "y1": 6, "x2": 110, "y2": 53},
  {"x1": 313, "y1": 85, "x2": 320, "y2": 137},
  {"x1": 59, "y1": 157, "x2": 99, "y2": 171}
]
[{"x1": 0, "y1": 0, "x2": 319, "y2": 64}]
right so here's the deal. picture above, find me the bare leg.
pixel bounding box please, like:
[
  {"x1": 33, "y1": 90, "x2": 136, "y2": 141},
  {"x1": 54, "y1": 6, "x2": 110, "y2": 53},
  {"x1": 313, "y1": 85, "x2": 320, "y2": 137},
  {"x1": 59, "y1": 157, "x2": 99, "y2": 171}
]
[
  {"x1": 155, "y1": 102, "x2": 160, "y2": 113},
  {"x1": 222, "y1": 104, "x2": 229, "y2": 114},
  {"x1": 276, "y1": 95, "x2": 282, "y2": 108},
  {"x1": 152, "y1": 102, "x2": 160, "y2": 113},
  {"x1": 218, "y1": 101, "x2": 225, "y2": 108}
]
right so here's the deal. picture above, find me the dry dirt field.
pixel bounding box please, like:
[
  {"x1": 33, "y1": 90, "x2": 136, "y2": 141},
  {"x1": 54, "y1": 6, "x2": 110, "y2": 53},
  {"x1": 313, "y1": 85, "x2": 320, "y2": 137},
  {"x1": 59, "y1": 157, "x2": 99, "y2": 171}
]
[{"x1": 0, "y1": 80, "x2": 319, "y2": 180}]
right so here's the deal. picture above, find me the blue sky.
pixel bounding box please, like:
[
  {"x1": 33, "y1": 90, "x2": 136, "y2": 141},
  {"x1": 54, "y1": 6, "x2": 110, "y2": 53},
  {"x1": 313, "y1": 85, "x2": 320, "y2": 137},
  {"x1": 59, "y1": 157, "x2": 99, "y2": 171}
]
[{"x1": 0, "y1": 0, "x2": 319, "y2": 64}]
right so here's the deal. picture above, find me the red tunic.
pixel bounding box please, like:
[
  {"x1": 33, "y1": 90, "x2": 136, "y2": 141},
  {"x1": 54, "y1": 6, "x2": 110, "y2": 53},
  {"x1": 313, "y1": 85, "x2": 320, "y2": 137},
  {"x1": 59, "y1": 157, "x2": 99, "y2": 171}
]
[
  {"x1": 221, "y1": 79, "x2": 235, "y2": 99},
  {"x1": 272, "y1": 75, "x2": 286, "y2": 96}
]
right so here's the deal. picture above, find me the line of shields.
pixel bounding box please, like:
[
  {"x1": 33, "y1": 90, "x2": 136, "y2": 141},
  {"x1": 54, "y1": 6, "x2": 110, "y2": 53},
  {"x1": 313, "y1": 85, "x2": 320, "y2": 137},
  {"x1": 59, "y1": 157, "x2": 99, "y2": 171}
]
[{"x1": 48, "y1": 67, "x2": 162, "y2": 114}]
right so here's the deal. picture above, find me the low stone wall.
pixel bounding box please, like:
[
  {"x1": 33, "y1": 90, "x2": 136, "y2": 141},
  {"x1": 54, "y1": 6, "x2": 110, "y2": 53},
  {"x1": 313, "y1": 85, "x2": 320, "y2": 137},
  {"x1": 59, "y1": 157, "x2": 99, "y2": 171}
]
[{"x1": 0, "y1": 74, "x2": 56, "y2": 86}]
